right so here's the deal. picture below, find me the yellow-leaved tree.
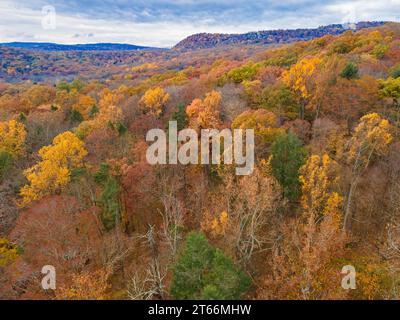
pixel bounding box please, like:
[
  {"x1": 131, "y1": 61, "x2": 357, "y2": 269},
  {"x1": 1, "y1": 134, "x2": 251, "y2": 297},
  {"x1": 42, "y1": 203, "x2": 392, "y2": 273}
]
[
  {"x1": 232, "y1": 109, "x2": 285, "y2": 145},
  {"x1": 139, "y1": 87, "x2": 170, "y2": 117},
  {"x1": 0, "y1": 238, "x2": 19, "y2": 267},
  {"x1": 282, "y1": 57, "x2": 322, "y2": 119},
  {"x1": 20, "y1": 131, "x2": 87, "y2": 206},
  {"x1": 343, "y1": 113, "x2": 393, "y2": 230},
  {"x1": 0, "y1": 119, "x2": 27, "y2": 157},
  {"x1": 260, "y1": 153, "x2": 345, "y2": 299},
  {"x1": 300, "y1": 154, "x2": 342, "y2": 220},
  {"x1": 75, "y1": 104, "x2": 124, "y2": 139}
]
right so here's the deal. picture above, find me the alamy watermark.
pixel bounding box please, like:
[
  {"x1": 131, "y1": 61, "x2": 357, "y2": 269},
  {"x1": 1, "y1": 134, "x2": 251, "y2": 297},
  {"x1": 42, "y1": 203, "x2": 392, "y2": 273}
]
[
  {"x1": 146, "y1": 121, "x2": 255, "y2": 175},
  {"x1": 341, "y1": 265, "x2": 356, "y2": 290},
  {"x1": 41, "y1": 5, "x2": 56, "y2": 30},
  {"x1": 41, "y1": 265, "x2": 56, "y2": 290}
]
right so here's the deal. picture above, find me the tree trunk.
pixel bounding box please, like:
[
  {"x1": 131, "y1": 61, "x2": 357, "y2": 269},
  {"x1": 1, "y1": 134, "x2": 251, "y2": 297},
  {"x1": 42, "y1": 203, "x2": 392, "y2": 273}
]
[
  {"x1": 300, "y1": 101, "x2": 305, "y2": 120},
  {"x1": 343, "y1": 179, "x2": 358, "y2": 232}
]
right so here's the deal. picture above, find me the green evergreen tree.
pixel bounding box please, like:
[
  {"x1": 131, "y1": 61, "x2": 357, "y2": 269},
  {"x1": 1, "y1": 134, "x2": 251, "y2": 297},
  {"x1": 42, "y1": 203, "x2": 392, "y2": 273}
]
[
  {"x1": 170, "y1": 232, "x2": 251, "y2": 299},
  {"x1": 340, "y1": 62, "x2": 359, "y2": 80},
  {"x1": 390, "y1": 64, "x2": 400, "y2": 79},
  {"x1": 94, "y1": 163, "x2": 121, "y2": 230},
  {"x1": 270, "y1": 132, "x2": 307, "y2": 201},
  {"x1": 69, "y1": 109, "x2": 84, "y2": 123},
  {"x1": 171, "y1": 104, "x2": 188, "y2": 131}
]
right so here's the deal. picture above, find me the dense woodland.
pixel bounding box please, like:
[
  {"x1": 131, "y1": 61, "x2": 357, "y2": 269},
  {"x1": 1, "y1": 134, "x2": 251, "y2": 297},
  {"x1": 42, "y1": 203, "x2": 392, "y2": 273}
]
[{"x1": 1, "y1": 23, "x2": 400, "y2": 300}]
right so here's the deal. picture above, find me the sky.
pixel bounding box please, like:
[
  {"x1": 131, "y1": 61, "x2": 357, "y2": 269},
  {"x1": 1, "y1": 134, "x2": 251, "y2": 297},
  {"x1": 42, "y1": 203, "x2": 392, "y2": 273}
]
[{"x1": 1, "y1": 0, "x2": 400, "y2": 48}]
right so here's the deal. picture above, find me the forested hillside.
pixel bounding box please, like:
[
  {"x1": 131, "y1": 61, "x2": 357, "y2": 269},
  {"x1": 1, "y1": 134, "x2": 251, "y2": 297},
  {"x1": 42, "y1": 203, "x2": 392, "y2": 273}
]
[
  {"x1": 1, "y1": 22, "x2": 400, "y2": 300},
  {"x1": 173, "y1": 21, "x2": 385, "y2": 50}
]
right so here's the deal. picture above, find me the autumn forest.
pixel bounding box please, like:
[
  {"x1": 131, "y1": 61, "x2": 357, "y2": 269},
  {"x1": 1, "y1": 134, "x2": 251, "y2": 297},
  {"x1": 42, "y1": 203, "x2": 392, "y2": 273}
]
[{"x1": 1, "y1": 20, "x2": 400, "y2": 301}]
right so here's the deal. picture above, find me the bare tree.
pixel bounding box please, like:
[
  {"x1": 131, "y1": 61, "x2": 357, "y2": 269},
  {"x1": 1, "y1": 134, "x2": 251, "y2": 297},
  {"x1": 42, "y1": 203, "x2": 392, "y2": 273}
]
[
  {"x1": 127, "y1": 225, "x2": 167, "y2": 300},
  {"x1": 217, "y1": 167, "x2": 281, "y2": 263},
  {"x1": 158, "y1": 192, "x2": 184, "y2": 260},
  {"x1": 127, "y1": 260, "x2": 167, "y2": 300}
]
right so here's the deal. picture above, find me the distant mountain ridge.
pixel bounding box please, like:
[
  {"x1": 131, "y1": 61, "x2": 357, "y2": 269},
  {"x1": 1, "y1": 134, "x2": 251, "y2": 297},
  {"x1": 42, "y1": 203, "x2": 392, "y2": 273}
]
[
  {"x1": 0, "y1": 42, "x2": 161, "y2": 51},
  {"x1": 173, "y1": 21, "x2": 387, "y2": 50}
]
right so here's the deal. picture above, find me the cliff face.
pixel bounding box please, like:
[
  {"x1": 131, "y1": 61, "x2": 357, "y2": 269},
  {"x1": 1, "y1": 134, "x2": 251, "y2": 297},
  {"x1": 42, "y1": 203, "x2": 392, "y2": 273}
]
[{"x1": 173, "y1": 22, "x2": 386, "y2": 50}]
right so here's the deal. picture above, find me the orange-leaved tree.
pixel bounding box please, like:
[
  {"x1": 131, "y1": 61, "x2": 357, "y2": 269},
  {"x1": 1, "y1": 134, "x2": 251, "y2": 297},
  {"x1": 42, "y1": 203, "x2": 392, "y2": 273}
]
[{"x1": 186, "y1": 90, "x2": 221, "y2": 130}]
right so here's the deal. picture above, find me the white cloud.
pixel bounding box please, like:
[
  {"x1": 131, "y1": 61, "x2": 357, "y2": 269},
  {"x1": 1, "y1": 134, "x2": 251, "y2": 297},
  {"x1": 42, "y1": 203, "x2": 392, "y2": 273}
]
[{"x1": 0, "y1": 0, "x2": 399, "y2": 47}]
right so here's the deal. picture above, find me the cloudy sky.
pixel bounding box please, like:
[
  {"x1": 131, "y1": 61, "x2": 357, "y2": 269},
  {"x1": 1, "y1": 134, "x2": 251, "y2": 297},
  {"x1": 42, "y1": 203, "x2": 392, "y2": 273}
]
[{"x1": 1, "y1": 0, "x2": 400, "y2": 47}]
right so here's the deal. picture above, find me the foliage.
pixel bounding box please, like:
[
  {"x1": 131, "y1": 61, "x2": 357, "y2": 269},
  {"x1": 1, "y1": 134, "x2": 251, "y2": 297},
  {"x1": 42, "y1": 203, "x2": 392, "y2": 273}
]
[
  {"x1": 340, "y1": 62, "x2": 359, "y2": 80},
  {"x1": 75, "y1": 104, "x2": 124, "y2": 139},
  {"x1": 269, "y1": 132, "x2": 307, "y2": 201},
  {"x1": 139, "y1": 87, "x2": 170, "y2": 117},
  {"x1": 232, "y1": 109, "x2": 284, "y2": 145},
  {"x1": 282, "y1": 57, "x2": 322, "y2": 100},
  {"x1": 242, "y1": 80, "x2": 262, "y2": 107},
  {"x1": 226, "y1": 61, "x2": 260, "y2": 83},
  {"x1": 20, "y1": 131, "x2": 87, "y2": 206},
  {"x1": 116, "y1": 123, "x2": 127, "y2": 136},
  {"x1": 261, "y1": 84, "x2": 299, "y2": 119},
  {"x1": 69, "y1": 108, "x2": 84, "y2": 123},
  {"x1": 300, "y1": 154, "x2": 341, "y2": 220},
  {"x1": 3, "y1": 22, "x2": 400, "y2": 301},
  {"x1": 0, "y1": 119, "x2": 27, "y2": 157},
  {"x1": 372, "y1": 44, "x2": 389, "y2": 59},
  {"x1": 94, "y1": 163, "x2": 121, "y2": 230},
  {"x1": 170, "y1": 232, "x2": 251, "y2": 299},
  {"x1": 343, "y1": 113, "x2": 393, "y2": 230},
  {"x1": 186, "y1": 90, "x2": 221, "y2": 129},
  {"x1": 282, "y1": 57, "x2": 321, "y2": 119},
  {"x1": 171, "y1": 104, "x2": 189, "y2": 131},
  {"x1": 56, "y1": 79, "x2": 85, "y2": 93},
  {"x1": 0, "y1": 238, "x2": 19, "y2": 267},
  {"x1": 379, "y1": 77, "x2": 400, "y2": 106},
  {"x1": 131, "y1": 63, "x2": 158, "y2": 73},
  {"x1": 265, "y1": 52, "x2": 298, "y2": 67},
  {"x1": 390, "y1": 64, "x2": 400, "y2": 79},
  {"x1": 0, "y1": 151, "x2": 13, "y2": 181},
  {"x1": 201, "y1": 211, "x2": 229, "y2": 237},
  {"x1": 347, "y1": 113, "x2": 393, "y2": 165},
  {"x1": 338, "y1": 255, "x2": 392, "y2": 300},
  {"x1": 330, "y1": 31, "x2": 359, "y2": 54},
  {"x1": 73, "y1": 95, "x2": 97, "y2": 120},
  {"x1": 57, "y1": 269, "x2": 110, "y2": 300}
]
